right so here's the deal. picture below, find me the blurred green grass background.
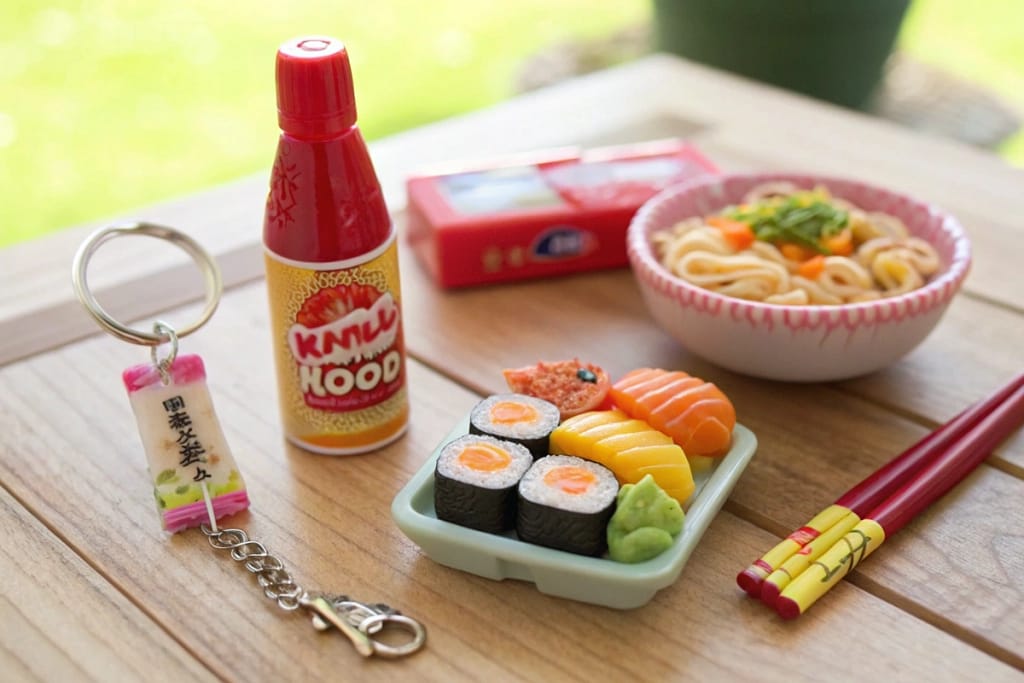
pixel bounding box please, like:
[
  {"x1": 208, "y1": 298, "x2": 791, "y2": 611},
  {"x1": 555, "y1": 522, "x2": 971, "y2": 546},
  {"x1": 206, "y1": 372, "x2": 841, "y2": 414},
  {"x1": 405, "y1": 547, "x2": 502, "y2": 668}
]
[{"x1": 1, "y1": 0, "x2": 1021, "y2": 247}]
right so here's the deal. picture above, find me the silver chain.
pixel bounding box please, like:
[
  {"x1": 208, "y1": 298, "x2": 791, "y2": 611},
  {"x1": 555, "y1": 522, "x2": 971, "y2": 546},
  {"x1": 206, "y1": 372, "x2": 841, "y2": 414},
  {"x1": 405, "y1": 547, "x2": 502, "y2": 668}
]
[
  {"x1": 199, "y1": 523, "x2": 427, "y2": 658},
  {"x1": 201, "y1": 525, "x2": 305, "y2": 610}
]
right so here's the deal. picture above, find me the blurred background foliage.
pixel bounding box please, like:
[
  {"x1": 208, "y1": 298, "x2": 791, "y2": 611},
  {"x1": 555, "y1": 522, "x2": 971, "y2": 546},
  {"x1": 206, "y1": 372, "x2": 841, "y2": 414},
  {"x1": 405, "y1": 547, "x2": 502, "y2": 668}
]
[{"x1": 1, "y1": 0, "x2": 1021, "y2": 247}]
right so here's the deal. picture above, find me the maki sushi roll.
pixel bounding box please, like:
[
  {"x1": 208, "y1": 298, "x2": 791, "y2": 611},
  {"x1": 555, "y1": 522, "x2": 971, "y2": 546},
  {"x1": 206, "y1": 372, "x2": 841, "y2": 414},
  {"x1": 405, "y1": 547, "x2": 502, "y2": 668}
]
[
  {"x1": 516, "y1": 455, "x2": 618, "y2": 556},
  {"x1": 435, "y1": 434, "x2": 533, "y2": 534},
  {"x1": 469, "y1": 393, "x2": 561, "y2": 459}
]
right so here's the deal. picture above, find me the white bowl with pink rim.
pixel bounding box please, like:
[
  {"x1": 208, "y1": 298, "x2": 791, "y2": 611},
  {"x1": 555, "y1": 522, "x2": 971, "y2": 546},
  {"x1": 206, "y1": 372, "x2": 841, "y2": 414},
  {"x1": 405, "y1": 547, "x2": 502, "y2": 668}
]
[{"x1": 626, "y1": 173, "x2": 972, "y2": 382}]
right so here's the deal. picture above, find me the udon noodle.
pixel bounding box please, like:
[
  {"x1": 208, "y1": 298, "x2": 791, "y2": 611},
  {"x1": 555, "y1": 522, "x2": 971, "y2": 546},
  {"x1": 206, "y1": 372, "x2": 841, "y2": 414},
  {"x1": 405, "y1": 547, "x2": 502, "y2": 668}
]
[{"x1": 652, "y1": 183, "x2": 941, "y2": 305}]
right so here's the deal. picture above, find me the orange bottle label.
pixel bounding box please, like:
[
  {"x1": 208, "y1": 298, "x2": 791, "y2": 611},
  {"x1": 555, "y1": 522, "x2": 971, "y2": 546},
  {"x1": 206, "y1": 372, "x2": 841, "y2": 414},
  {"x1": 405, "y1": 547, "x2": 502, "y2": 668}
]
[{"x1": 264, "y1": 235, "x2": 408, "y2": 454}]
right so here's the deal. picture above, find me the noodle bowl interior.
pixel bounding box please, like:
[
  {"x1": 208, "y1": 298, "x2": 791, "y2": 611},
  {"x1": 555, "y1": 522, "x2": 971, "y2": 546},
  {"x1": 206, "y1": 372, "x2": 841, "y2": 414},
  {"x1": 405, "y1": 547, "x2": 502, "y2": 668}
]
[{"x1": 651, "y1": 182, "x2": 942, "y2": 306}]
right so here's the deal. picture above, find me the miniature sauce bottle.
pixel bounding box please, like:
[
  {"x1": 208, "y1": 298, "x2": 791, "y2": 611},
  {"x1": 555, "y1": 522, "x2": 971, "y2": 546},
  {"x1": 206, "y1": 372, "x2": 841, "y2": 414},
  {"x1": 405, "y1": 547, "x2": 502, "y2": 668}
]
[{"x1": 263, "y1": 36, "x2": 408, "y2": 454}]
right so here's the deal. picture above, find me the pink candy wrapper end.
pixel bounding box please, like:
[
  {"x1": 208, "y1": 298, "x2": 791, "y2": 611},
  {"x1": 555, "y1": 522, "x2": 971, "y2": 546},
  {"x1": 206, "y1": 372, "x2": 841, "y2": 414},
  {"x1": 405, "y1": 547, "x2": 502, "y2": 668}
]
[
  {"x1": 123, "y1": 354, "x2": 207, "y2": 393},
  {"x1": 164, "y1": 490, "x2": 251, "y2": 533}
]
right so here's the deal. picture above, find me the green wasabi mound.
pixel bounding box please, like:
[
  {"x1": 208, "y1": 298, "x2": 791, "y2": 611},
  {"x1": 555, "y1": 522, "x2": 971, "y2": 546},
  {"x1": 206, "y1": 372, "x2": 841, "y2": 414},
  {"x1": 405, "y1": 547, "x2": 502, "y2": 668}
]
[{"x1": 607, "y1": 474, "x2": 685, "y2": 563}]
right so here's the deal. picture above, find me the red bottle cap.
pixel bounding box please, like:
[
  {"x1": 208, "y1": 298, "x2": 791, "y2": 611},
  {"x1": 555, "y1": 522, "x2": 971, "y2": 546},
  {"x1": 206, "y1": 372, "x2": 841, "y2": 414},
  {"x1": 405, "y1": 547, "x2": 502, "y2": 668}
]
[{"x1": 276, "y1": 36, "x2": 357, "y2": 139}]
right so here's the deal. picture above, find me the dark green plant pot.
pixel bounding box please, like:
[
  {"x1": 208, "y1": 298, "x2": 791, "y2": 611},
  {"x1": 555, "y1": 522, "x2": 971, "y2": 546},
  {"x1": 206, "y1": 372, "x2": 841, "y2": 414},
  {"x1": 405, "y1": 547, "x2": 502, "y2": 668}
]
[{"x1": 652, "y1": 0, "x2": 911, "y2": 109}]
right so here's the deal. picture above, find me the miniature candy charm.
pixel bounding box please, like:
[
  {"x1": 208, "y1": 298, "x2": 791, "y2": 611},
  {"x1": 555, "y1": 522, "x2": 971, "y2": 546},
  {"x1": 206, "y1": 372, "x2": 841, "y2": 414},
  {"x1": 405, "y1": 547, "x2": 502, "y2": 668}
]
[{"x1": 123, "y1": 353, "x2": 249, "y2": 532}]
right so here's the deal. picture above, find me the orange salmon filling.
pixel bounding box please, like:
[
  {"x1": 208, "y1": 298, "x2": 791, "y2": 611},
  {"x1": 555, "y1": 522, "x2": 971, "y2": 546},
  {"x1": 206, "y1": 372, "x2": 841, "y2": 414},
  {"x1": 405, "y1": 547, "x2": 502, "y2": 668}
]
[
  {"x1": 543, "y1": 466, "x2": 597, "y2": 495},
  {"x1": 489, "y1": 400, "x2": 539, "y2": 425},
  {"x1": 458, "y1": 444, "x2": 512, "y2": 472}
]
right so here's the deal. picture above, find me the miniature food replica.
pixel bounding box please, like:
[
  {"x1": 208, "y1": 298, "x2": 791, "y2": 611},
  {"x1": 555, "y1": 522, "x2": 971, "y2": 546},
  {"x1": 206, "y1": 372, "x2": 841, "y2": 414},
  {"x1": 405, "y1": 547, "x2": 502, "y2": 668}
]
[
  {"x1": 550, "y1": 410, "x2": 695, "y2": 505},
  {"x1": 434, "y1": 434, "x2": 534, "y2": 533},
  {"x1": 651, "y1": 183, "x2": 942, "y2": 305},
  {"x1": 516, "y1": 455, "x2": 619, "y2": 556},
  {"x1": 610, "y1": 368, "x2": 736, "y2": 458},
  {"x1": 503, "y1": 359, "x2": 611, "y2": 419},
  {"x1": 429, "y1": 362, "x2": 738, "y2": 564},
  {"x1": 123, "y1": 354, "x2": 250, "y2": 532},
  {"x1": 607, "y1": 474, "x2": 685, "y2": 563},
  {"x1": 468, "y1": 393, "x2": 560, "y2": 459}
]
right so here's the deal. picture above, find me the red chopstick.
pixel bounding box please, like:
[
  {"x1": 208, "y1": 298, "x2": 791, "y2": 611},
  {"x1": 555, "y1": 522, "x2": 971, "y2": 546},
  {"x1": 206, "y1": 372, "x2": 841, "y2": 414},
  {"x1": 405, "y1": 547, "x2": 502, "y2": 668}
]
[
  {"x1": 869, "y1": 382, "x2": 1024, "y2": 534},
  {"x1": 738, "y1": 372, "x2": 1024, "y2": 601},
  {"x1": 774, "y1": 380, "x2": 1024, "y2": 619}
]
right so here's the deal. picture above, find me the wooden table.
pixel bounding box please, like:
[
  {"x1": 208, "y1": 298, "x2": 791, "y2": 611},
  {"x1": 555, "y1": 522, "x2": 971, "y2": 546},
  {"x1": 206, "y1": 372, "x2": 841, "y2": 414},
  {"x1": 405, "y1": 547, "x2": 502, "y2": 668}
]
[{"x1": 2, "y1": 54, "x2": 1023, "y2": 682}]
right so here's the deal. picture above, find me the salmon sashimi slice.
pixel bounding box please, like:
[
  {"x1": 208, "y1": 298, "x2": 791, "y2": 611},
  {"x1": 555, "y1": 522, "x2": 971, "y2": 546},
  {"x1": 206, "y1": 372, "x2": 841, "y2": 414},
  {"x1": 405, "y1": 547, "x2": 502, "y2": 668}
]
[
  {"x1": 645, "y1": 381, "x2": 717, "y2": 420},
  {"x1": 611, "y1": 368, "x2": 736, "y2": 458},
  {"x1": 635, "y1": 376, "x2": 704, "y2": 416},
  {"x1": 663, "y1": 403, "x2": 734, "y2": 457},
  {"x1": 608, "y1": 369, "x2": 681, "y2": 416}
]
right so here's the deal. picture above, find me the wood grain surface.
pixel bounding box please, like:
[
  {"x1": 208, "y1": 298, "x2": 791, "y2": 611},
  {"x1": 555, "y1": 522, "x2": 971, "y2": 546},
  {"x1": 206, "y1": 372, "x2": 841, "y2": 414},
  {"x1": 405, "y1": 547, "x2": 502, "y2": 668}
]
[
  {"x1": 1, "y1": 281, "x2": 1021, "y2": 682},
  {"x1": 1, "y1": 54, "x2": 1023, "y2": 682},
  {"x1": 0, "y1": 488, "x2": 218, "y2": 683}
]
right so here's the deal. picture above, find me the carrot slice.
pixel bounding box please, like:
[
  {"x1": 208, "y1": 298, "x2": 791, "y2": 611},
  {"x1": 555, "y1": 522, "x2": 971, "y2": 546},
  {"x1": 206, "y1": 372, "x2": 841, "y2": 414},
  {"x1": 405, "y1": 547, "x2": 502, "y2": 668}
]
[
  {"x1": 822, "y1": 228, "x2": 854, "y2": 256},
  {"x1": 707, "y1": 216, "x2": 756, "y2": 251},
  {"x1": 780, "y1": 243, "x2": 817, "y2": 262},
  {"x1": 797, "y1": 254, "x2": 826, "y2": 279}
]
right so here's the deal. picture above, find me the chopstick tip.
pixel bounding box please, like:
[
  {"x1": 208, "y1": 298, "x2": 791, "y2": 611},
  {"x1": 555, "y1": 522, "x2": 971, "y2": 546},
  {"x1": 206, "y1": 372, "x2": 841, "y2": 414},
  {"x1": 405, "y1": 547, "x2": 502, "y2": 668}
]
[
  {"x1": 736, "y1": 566, "x2": 768, "y2": 597},
  {"x1": 775, "y1": 596, "x2": 802, "y2": 621},
  {"x1": 760, "y1": 579, "x2": 783, "y2": 607}
]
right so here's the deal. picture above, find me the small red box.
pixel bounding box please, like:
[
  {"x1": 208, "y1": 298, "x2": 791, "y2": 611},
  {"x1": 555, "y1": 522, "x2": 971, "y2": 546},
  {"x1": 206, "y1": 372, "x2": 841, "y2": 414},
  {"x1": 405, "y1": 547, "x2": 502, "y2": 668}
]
[{"x1": 405, "y1": 139, "x2": 718, "y2": 288}]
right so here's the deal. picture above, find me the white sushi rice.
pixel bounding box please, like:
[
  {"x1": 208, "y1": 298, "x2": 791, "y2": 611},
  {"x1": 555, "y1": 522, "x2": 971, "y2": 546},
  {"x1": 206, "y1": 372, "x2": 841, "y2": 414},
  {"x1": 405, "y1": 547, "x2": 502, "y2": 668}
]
[
  {"x1": 470, "y1": 393, "x2": 560, "y2": 440},
  {"x1": 518, "y1": 455, "x2": 618, "y2": 514},
  {"x1": 437, "y1": 435, "x2": 533, "y2": 490}
]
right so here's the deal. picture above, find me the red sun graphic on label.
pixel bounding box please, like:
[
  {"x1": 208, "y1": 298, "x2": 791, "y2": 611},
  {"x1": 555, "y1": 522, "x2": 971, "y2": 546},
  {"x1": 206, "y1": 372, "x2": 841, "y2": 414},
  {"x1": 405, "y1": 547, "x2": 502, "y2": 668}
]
[{"x1": 296, "y1": 282, "x2": 381, "y2": 328}]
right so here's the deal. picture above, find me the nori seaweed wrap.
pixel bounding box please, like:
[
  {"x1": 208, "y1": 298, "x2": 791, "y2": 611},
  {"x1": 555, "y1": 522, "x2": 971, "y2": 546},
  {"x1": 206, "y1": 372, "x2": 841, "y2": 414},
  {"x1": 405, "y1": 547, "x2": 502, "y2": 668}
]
[
  {"x1": 434, "y1": 434, "x2": 533, "y2": 534},
  {"x1": 516, "y1": 455, "x2": 618, "y2": 556}
]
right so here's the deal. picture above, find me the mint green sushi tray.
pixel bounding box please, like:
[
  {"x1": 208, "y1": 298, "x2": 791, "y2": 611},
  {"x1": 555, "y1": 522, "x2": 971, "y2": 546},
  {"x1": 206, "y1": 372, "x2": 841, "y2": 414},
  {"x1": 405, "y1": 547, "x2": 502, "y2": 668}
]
[{"x1": 391, "y1": 416, "x2": 757, "y2": 609}]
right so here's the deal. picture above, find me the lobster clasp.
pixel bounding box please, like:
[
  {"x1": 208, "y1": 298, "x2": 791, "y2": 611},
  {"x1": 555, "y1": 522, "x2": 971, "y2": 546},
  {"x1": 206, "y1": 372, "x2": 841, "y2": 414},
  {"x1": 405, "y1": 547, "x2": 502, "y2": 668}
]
[{"x1": 300, "y1": 594, "x2": 427, "y2": 659}]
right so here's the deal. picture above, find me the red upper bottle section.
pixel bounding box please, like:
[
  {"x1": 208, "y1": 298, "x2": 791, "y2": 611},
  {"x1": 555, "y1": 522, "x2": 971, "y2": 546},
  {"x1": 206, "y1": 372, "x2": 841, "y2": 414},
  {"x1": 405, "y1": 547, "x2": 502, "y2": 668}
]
[
  {"x1": 264, "y1": 37, "x2": 391, "y2": 263},
  {"x1": 276, "y1": 36, "x2": 357, "y2": 139}
]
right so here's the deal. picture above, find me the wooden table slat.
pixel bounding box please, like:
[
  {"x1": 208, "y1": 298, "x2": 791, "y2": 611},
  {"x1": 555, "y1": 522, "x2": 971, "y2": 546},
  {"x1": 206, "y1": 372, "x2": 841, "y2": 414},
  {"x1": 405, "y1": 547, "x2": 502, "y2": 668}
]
[{"x1": 0, "y1": 487, "x2": 218, "y2": 682}]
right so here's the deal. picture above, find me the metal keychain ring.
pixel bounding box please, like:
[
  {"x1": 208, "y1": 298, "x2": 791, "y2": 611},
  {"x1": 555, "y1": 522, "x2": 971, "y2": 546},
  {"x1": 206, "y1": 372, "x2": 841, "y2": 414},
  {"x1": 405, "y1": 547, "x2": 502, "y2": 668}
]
[
  {"x1": 71, "y1": 222, "x2": 222, "y2": 346},
  {"x1": 359, "y1": 613, "x2": 427, "y2": 658}
]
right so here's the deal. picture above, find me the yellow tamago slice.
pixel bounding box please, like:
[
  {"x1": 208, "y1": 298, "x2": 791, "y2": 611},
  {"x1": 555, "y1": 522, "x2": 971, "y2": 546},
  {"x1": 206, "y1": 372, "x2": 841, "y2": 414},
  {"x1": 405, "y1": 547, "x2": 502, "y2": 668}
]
[
  {"x1": 687, "y1": 454, "x2": 718, "y2": 475},
  {"x1": 630, "y1": 463, "x2": 695, "y2": 504},
  {"x1": 587, "y1": 428, "x2": 672, "y2": 468},
  {"x1": 550, "y1": 411, "x2": 695, "y2": 504},
  {"x1": 615, "y1": 444, "x2": 694, "y2": 504},
  {"x1": 550, "y1": 410, "x2": 627, "y2": 465}
]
